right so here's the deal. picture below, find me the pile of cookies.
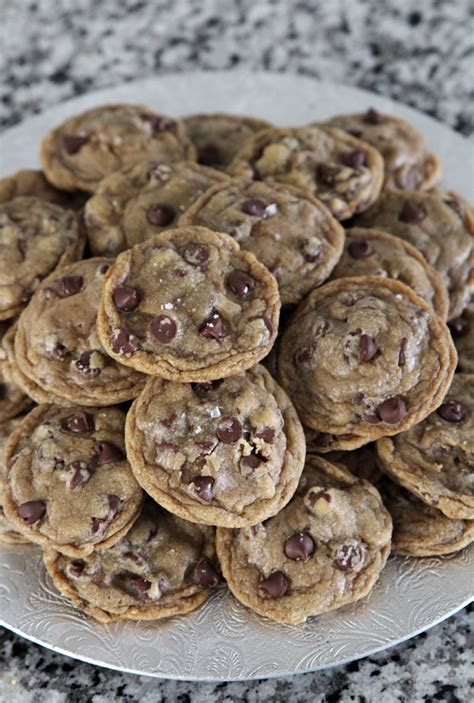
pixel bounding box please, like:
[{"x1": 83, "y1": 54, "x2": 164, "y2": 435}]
[{"x1": 0, "y1": 104, "x2": 472, "y2": 626}]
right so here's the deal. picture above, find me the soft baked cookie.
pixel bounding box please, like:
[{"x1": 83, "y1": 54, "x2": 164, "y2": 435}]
[
  {"x1": 216, "y1": 455, "x2": 392, "y2": 624},
  {"x1": 355, "y1": 190, "x2": 474, "y2": 320},
  {"x1": 183, "y1": 113, "x2": 271, "y2": 170},
  {"x1": 324, "y1": 108, "x2": 440, "y2": 190},
  {"x1": 43, "y1": 499, "x2": 218, "y2": 623},
  {"x1": 179, "y1": 179, "x2": 345, "y2": 306},
  {"x1": 449, "y1": 303, "x2": 474, "y2": 373},
  {"x1": 84, "y1": 160, "x2": 228, "y2": 256},
  {"x1": 330, "y1": 227, "x2": 449, "y2": 320},
  {"x1": 40, "y1": 104, "x2": 196, "y2": 193},
  {"x1": 0, "y1": 169, "x2": 87, "y2": 210},
  {"x1": 376, "y1": 374, "x2": 474, "y2": 520},
  {"x1": 126, "y1": 365, "x2": 305, "y2": 527},
  {"x1": 0, "y1": 417, "x2": 29, "y2": 545},
  {"x1": 97, "y1": 227, "x2": 280, "y2": 381},
  {"x1": 228, "y1": 125, "x2": 384, "y2": 220},
  {"x1": 380, "y1": 479, "x2": 473, "y2": 557},
  {"x1": 14, "y1": 258, "x2": 145, "y2": 406},
  {"x1": 277, "y1": 276, "x2": 457, "y2": 448},
  {"x1": 0, "y1": 196, "x2": 85, "y2": 321},
  {"x1": 0, "y1": 322, "x2": 32, "y2": 420},
  {"x1": 3, "y1": 405, "x2": 143, "y2": 556}
]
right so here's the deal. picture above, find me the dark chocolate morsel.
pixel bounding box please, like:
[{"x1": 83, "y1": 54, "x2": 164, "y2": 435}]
[
  {"x1": 398, "y1": 337, "x2": 408, "y2": 367},
  {"x1": 284, "y1": 532, "x2": 315, "y2": 562},
  {"x1": 146, "y1": 204, "x2": 175, "y2": 227},
  {"x1": 63, "y1": 134, "x2": 89, "y2": 155},
  {"x1": 255, "y1": 427, "x2": 275, "y2": 443},
  {"x1": 216, "y1": 416, "x2": 243, "y2": 443},
  {"x1": 399, "y1": 200, "x2": 427, "y2": 224},
  {"x1": 97, "y1": 442, "x2": 125, "y2": 465},
  {"x1": 317, "y1": 163, "x2": 341, "y2": 185},
  {"x1": 258, "y1": 571, "x2": 289, "y2": 598},
  {"x1": 74, "y1": 350, "x2": 102, "y2": 377},
  {"x1": 66, "y1": 411, "x2": 95, "y2": 434},
  {"x1": 437, "y1": 401, "x2": 466, "y2": 423},
  {"x1": 113, "y1": 571, "x2": 151, "y2": 600},
  {"x1": 348, "y1": 239, "x2": 373, "y2": 259},
  {"x1": 363, "y1": 107, "x2": 385, "y2": 124},
  {"x1": 241, "y1": 199, "x2": 267, "y2": 217},
  {"x1": 148, "y1": 315, "x2": 177, "y2": 344},
  {"x1": 111, "y1": 330, "x2": 139, "y2": 354},
  {"x1": 199, "y1": 311, "x2": 227, "y2": 341},
  {"x1": 113, "y1": 286, "x2": 139, "y2": 312},
  {"x1": 18, "y1": 500, "x2": 46, "y2": 524},
  {"x1": 360, "y1": 334, "x2": 378, "y2": 362},
  {"x1": 227, "y1": 270, "x2": 255, "y2": 298},
  {"x1": 340, "y1": 149, "x2": 366, "y2": 168},
  {"x1": 377, "y1": 396, "x2": 407, "y2": 423},
  {"x1": 333, "y1": 542, "x2": 364, "y2": 571},
  {"x1": 182, "y1": 243, "x2": 210, "y2": 267},
  {"x1": 191, "y1": 380, "x2": 223, "y2": 397},
  {"x1": 56, "y1": 276, "x2": 83, "y2": 298},
  {"x1": 196, "y1": 557, "x2": 220, "y2": 587},
  {"x1": 192, "y1": 476, "x2": 214, "y2": 503}
]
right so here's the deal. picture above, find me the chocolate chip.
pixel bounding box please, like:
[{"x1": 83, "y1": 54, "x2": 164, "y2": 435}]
[
  {"x1": 398, "y1": 337, "x2": 408, "y2": 367},
  {"x1": 97, "y1": 442, "x2": 125, "y2": 465},
  {"x1": 113, "y1": 572, "x2": 151, "y2": 600},
  {"x1": 182, "y1": 243, "x2": 210, "y2": 267},
  {"x1": 317, "y1": 163, "x2": 341, "y2": 185},
  {"x1": 69, "y1": 461, "x2": 93, "y2": 489},
  {"x1": 284, "y1": 532, "x2": 315, "y2": 562},
  {"x1": 399, "y1": 200, "x2": 427, "y2": 224},
  {"x1": 113, "y1": 286, "x2": 139, "y2": 312},
  {"x1": 146, "y1": 204, "x2": 175, "y2": 227},
  {"x1": 340, "y1": 150, "x2": 366, "y2": 168},
  {"x1": 377, "y1": 397, "x2": 407, "y2": 423},
  {"x1": 255, "y1": 427, "x2": 275, "y2": 443},
  {"x1": 56, "y1": 276, "x2": 83, "y2": 298},
  {"x1": 227, "y1": 270, "x2": 255, "y2": 298},
  {"x1": 191, "y1": 380, "x2": 222, "y2": 397},
  {"x1": 199, "y1": 143, "x2": 220, "y2": 166},
  {"x1": 141, "y1": 113, "x2": 174, "y2": 133},
  {"x1": 18, "y1": 500, "x2": 46, "y2": 524},
  {"x1": 262, "y1": 316, "x2": 273, "y2": 336},
  {"x1": 107, "y1": 494, "x2": 122, "y2": 515},
  {"x1": 75, "y1": 350, "x2": 102, "y2": 377},
  {"x1": 216, "y1": 416, "x2": 242, "y2": 443},
  {"x1": 63, "y1": 134, "x2": 88, "y2": 154},
  {"x1": 69, "y1": 560, "x2": 86, "y2": 578},
  {"x1": 240, "y1": 453, "x2": 263, "y2": 471},
  {"x1": 348, "y1": 239, "x2": 373, "y2": 259},
  {"x1": 148, "y1": 315, "x2": 177, "y2": 344},
  {"x1": 448, "y1": 317, "x2": 468, "y2": 338},
  {"x1": 301, "y1": 239, "x2": 322, "y2": 263},
  {"x1": 0, "y1": 383, "x2": 5, "y2": 400},
  {"x1": 241, "y1": 199, "x2": 267, "y2": 217},
  {"x1": 199, "y1": 311, "x2": 227, "y2": 341},
  {"x1": 333, "y1": 542, "x2": 364, "y2": 571},
  {"x1": 360, "y1": 334, "x2": 378, "y2": 362},
  {"x1": 437, "y1": 401, "x2": 466, "y2": 423},
  {"x1": 111, "y1": 330, "x2": 139, "y2": 354},
  {"x1": 312, "y1": 433, "x2": 335, "y2": 448},
  {"x1": 98, "y1": 263, "x2": 111, "y2": 275},
  {"x1": 258, "y1": 571, "x2": 288, "y2": 599},
  {"x1": 196, "y1": 557, "x2": 220, "y2": 587},
  {"x1": 295, "y1": 346, "x2": 314, "y2": 365},
  {"x1": 192, "y1": 476, "x2": 214, "y2": 503},
  {"x1": 66, "y1": 411, "x2": 95, "y2": 434},
  {"x1": 363, "y1": 107, "x2": 385, "y2": 124},
  {"x1": 347, "y1": 128, "x2": 363, "y2": 138},
  {"x1": 308, "y1": 490, "x2": 332, "y2": 506}
]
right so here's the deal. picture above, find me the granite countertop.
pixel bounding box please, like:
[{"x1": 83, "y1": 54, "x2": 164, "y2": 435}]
[{"x1": 1, "y1": 1, "x2": 472, "y2": 701}]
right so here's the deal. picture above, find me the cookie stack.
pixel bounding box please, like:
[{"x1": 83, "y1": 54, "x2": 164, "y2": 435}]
[{"x1": 0, "y1": 104, "x2": 472, "y2": 625}]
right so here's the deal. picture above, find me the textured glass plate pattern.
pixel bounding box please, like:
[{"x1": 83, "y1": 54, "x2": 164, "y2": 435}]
[{"x1": 0, "y1": 73, "x2": 473, "y2": 681}]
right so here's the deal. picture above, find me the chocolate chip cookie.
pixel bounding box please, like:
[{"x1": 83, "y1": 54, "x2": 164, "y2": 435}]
[
  {"x1": 3, "y1": 405, "x2": 143, "y2": 556},
  {"x1": 84, "y1": 159, "x2": 227, "y2": 256},
  {"x1": 97, "y1": 226, "x2": 280, "y2": 381},
  {"x1": 0, "y1": 169, "x2": 87, "y2": 210},
  {"x1": 183, "y1": 113, "x2": 271, "y2": 170},
  {"x1": 216, "y1": 455, "x2": 392, "y2": 624},
  {"x1": 40, "y1": 104, "x2": 196, "y2": 193},
  {"x1": 324, "y1": 108, "x2": 440, "y2": 190},
  {"x1": 126, "y1": 364, "x2": 305, "y2": 527},
  {"x1": 228, "y1": 125, "x2": 384, "y2": 220},
  {"x1": 0, "y1": 322, "x2": 32, "y2": 420},
  {"x1": 380, "y1": 479, "x2": 473, "y2": 557},
  {"x1": 376, "y1": 373, "x2": 474, "y2": 520},
  {"x1": 449, "y1": 303, "x2": 474, "y2": 373},
  {"x1": 355, "y1": 190, "x2": 474, "y2": 320},
  {"x1": 0, "y1": 197, "x2": 85, "y2": 321},
  {"x1": 277, "y1": 276, "x2": 457, "y2": 449},
  {"x1": 14, "y1": 258, "x2": 146, "y2": 406},
  {"x1": 43, "y1": 499, "x2": 218, "y2": 623},
  {"x1": 179, "y1": 178, "x2": 345, "y2": 306},
  {"x1": 0, "y1": 417, "x2": 29, "y2": 545},
  {"x1": 330, "y1": 227, "x2": 449, "y2": 320}
]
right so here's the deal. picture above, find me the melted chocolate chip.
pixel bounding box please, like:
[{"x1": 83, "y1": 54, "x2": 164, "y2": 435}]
[
  {"x1": 75, "y1": 350, "x2": 102, "y2": 377},
  {"x1": 227, "y1": 270, "x2": 255, "y2": 298},
  {"x1": 182, "y1": 243, "x2": 210, "y2": 267},
  {"x1": 377, "y1": 396, "x2": 407, "y2": 423},
  {"x1": 191, "y1": 380, "x2": 222, "y2": 397},
  {"x1": 66, "y1": 411, "x2": 95, "y2": 434},
  {"x1": 192, "y1": 476, "x2": 214, "y2": 503},
  {"x1": 399, "y1": 200, "x2": 427, "y2": 224},
  {"x1": 216, "y1": 417, "x2": 242, "y2": 443},
  {"x1": 437, "y1": 401, "x2": 466, "y2": 423},
  {"x1": 113, "y1": 571, "x2": 151, "y2": 600},
  {"x1": 18, "y1": 500, "x2": 46, "y2": 524},
  {"x1": 69, "y1": 461, "x2": 93, "y2": 489},
  {"x1": 141, "y1": 113, "x2": 174, "y2": 133},
  {"x1": 146, "y1": 203, "x2": 175, "y2": 227},
  {"x1": 340, "y1": 149, "x2": 366, "y2": 168},
  {"x1": 113, "y1": 286, "x2": 139, "y2": 312},
  {"x1": 63, "y1": 134, "x2": 88, "y2": 155},
  {"x1": 284, "y1": 532, "x2": 315, "y2": 562},
  {"x1": 56, "y1": 276, "x2": 83, "y2": 298},
  {"x1": 255, "y1": 427, "x2": 275, "y2": 443},
  {"x1": 312, "y1": 433, "x2": 335, "y2": 448},
  {"x1": 261, "y1": 316, "x2": 273, "y2": 336},
  {"x1": 199, "y1": 311, "x2": 227, "y2": 341},
  {"x1": 241, "y1": 199, "x2": 267, "y2": 217},
  {"x1": 295, "y1": 345, "x2": 314, "y2": 365},
  {"x1": 308, "y1": 490, "x2": 332, "y2": 506},
  {"x1": 398, "y1": 337, "x2": 408, "y2": 367},
  {"x1": 240, "y1": 453, "x2": 263, "y2": 471},
  {"x1": 111, "y1": 330, "x2": 139, "y2": 354},
  {"x1": 69, "y1": 559, "x2": 86, "y2": 577},
  {"x1": 348, "y1": 239, "x2": 373, "y2": 259},
  {"x1": 258, "y1": 571, "x2": 288, "y2": 598},
  {"x1": 363, "y1": 107, "x2": 385, "y2": 124},
  {"x1": 148, "y1": 315, "x2": 177, "y2": 344},
  {"x1": 360, "y1": 334, "x2": 378, "y2": 362},
  {"x1": 97, "y1": 442, "x2": 125, "y2": 465},
  {"x1": 333, "y1": 542, "x2": 364, "y2": 571},
  {"x1": 317, "y1": 163, "x2": 341, "y2": 185},
  {"x1": 196, "y1": 557, "x2": 220, "y2": 587}
]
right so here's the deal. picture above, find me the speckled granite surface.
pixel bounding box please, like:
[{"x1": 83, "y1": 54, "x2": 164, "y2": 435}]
[{"x1": 0, "y1": 1, "x2": 473, "y2": 700}]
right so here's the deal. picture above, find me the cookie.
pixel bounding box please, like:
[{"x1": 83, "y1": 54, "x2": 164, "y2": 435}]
[
  {"x1": 183, "y1": 113, "x2": 271, "y2": 170},
  {"x1": 97, "y1": 226, "x2": 280, "y2": 381},
  {"x1": 43, "y1": 499, "x2": 218, "y2": 623},
  {"x1": 179, "y1": 178, "x2": 345, "y2": 306},
  {"x1": 380, "y1": 479, "x2": 473, "y2": 557},
  {"x1": 0, "y1": 196, "x2": 85, "y2": 321},
  {"x1": 0, "y1": 322, "x2": 32, "y2": 420},
  {"x1": 330, "y1": 227, "x2": 449, "y2": 320},
  {"x1": 0, "y1": 417, "x2": 29, "y2": 545},
  {"x1": 376, "y1": 373, "x2": 474, "y2": 520},
  {"x1": 84, "y1": 159, "x2": 227, "y2": 256},
  {"x1": 0, "y1": 169, "x2": 88, "y2": 211},
  {"x1": 324, "y1": 108, "x2": 440, "y2": 190},
  {"x1": 14, "y1": 258, "x2": 146, "y2": 406},
  {"x1": 40, "y1": 104, "x2": 196, "y2": 193},
  {"x1": 125, "y1": 364, "x2": 305, "y2": 527},
  {"x1": 277, "y1": 276, "x2": 457, "y2": 448},
  {"x1": 216, "y1": 455, "x2": 392, "y2": 624},
  {"x1": 449, "y1": 303, "x2": 474, "y2": 373},
  {"x1": 3, "y1": 404, "x2": 143, "y2": 556},
  {"x1": 355, "y1": 189, "x2": 474, "y2": 320},
  {"x1": 228, "y1": 125, "x2": 384, "y2": 220}
]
